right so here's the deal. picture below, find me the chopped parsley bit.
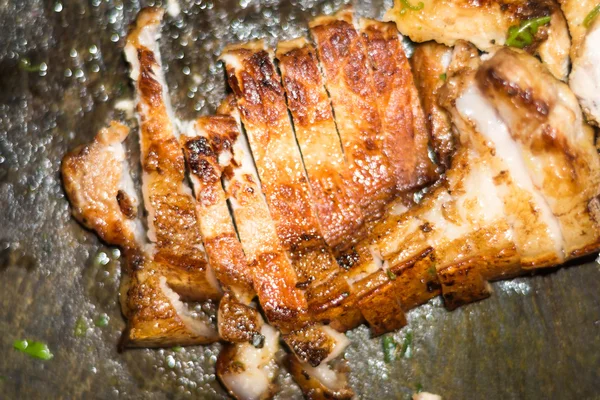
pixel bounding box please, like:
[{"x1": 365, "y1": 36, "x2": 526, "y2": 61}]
[
  {"x1": 166, "y1": 355, "x2": 176, "y2": 369},
  {"x1": 382, "y1": 335, "x2": 397, "y2": 363},
  {"x1": 94, "y1": 313, "x2": 109, "y2": 328},
  {"x1": 74, "y1": 317, "x2": 87, "y2": 337},
  {"x1": 251, "y1": 333, "x2": 265, "y2": 349},
  {"x1": 13, "y1": 339, "x2": 54, "y2": 360},
  {"x1": 172, "y1": 346, "x2": 184, "y2": 353},
  {"x1": 415, "y1": 382, "x2": 423, "y2": 393},
  {"x1": 399, "y1": 0, "x2": 424, "y2": 15},
  {"x1": 506, "y1": 16, "x2": 551, "y2": 49},
  {"x1": 386, "y1": 269, "x2": 397, "y2": 281},
  {"x1": 341, "y1": 291, "x2": 350, "y2": 298},
  {"x1": 439, "y1": 73, "x2": 447, "y2": 81},
  {"x1": 584, "y1": 4, "x2": 600, "y2": 28},
  {"x1": 401, "y1": 331, "x2": 413, "y2": 358}
]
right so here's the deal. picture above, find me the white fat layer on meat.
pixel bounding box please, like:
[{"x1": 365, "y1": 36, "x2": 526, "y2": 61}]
[
  {"x1": 114, "y1": 98, "x2": 135, "y2": 119},
  {"x1": 221, "y1": 325, "x2": 279, "y2": 400},
  {"x1": 302, "y1": 361, "x2": 347, "y2": 392},
  {"x1": 225, "y1": 128, "x2": 264, "y2": 212},
  {"x1": 570, "y1": 21, "x2": 600, "y2": 125},
  {"x1": 321, "y1": 325, "x2": 350, "y2": 363},
  {"x1": 422, "y1": 191, "x2": 469, "y2": 243},
  {"x1": 441, "y1": 49, "x2": 453, "y2": 70},
  {"x1": 220, "y1": 53, "x2": 245, "y2": 72},
  {"x1": 456, "y1": 85, "x2": 564, "y2": 256},
  {"x1": 158, "y1": 276, "x2": 217, "y2": 338}
]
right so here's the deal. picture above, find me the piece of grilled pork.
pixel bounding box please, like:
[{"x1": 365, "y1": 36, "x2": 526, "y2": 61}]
[{"x1": 385, "y1": 0, "x2": 571, "y2": 81}]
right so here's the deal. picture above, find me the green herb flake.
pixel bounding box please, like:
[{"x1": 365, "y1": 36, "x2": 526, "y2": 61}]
[
  {"x1": 382, "y1": 335, "x2": 398, "y2": 363},
  {"x1": 386, "y1": 269, "x2": 397, "y2": 281},
  {"x1": 401, "y1": 331, "x2": 413, "y2": 358},
  {"x1": 506, "y1": 16, "x2": 551, "y2": 49},
  {"x1": 13, "y1": 339, "x2": 54, "y2": 360},
  {"x1": 439, "y1": 73, "x2": 447, "y2": 81},
  {"x1": 584, "y1": 4, "x2": 600, "y2": 28},
  {"x1": 94, "y1": 313, "x2": 109, "y2": 328},
  {"x1": 399, "y1": 0, "x2": 424, "y2": 15},
  {"x1": 172, "y1": 346, "x2": 184, "y2": 353},
  {"x1": 74, "y1": 317, "x2": 87, "y2": 337},
  {"x1": 415, "y1": 382, "x2": 423, "y2": 393},
  {"x1": 251, "y1": 333, "x2": 265, "y2": 349}
]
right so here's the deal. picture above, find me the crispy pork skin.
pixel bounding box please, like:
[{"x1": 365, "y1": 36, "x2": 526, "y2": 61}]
[
  {"x1": 411, "y1": 42, "x2": 455, "y2": 170},
  {"x1": 385, "y1": 0, "x2": 571, "y2": 80},
  {"x1": 276, "y1": 38, "x2": 365, "y2": 248},
  {"x1": 125, "y1": 7, "x2": 221, "y2": 302}
]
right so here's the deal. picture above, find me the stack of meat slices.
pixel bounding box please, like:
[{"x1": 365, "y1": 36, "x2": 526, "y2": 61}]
[{"x1": 62, "y1": 4, "x2": 600, "y2": 400}]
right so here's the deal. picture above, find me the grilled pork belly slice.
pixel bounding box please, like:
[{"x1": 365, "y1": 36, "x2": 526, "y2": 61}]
[
  {"x1": 180, "y1": 116, "x2": 261, "y2": 343},
  {"x1": 476, "y1": 47, "x2": 600, "y2": 257},
  {"x1": 275, "y1": 38, "x2": 365, "y2": 248},
  {"x1": 359, "y1": 18, "x2": 438, "y2": 191},
  {"x1": 125, "y1": 7, "x2": 221, "y2": 302},
  {"x1": 61, "y1": 121, "x2": 218, "y2": 347},
  {"x1": 385, "y1": 0, "x2": 571, "y2": 81},
  {"x1": 309, "y1": 8, "x2": 395, "y2": 220},
  {"x1": 221, "y1": 46, "x2": 351, "y2": 383},
  {"x1": 220, "y1": 41, "x2": 342, "y2": 288},
  {"x1": 217, "y1": 323, "x2": 279, "y2": 400},
  {"x1": 560, "y1": 0, "x2": 600, "y2": 126},
  {"x1": 411, "y1": 42, "x2": 454, "y2": 170},
  {"x1": 218, "y1": 98, "x2": 306, "y2": 333}
]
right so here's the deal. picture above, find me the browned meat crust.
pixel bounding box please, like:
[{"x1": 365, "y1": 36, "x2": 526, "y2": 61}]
[
  {"x1": 360, "y1": 19, "x2": 438, "y2": 191},
  {"x1": 309, "y1": 9, "x2": 395, "y2": 220},
  {"x1": 411, "y1": 42, "x2": 455, "y2": 170},
  {"x1": 220, "y1": 42, "x2": 342, "y2": 301},
  {"x1": 126, "y1": 7, "x2": 221, "y2": 302},
  {"x1": 276, "y1": 38, "x2": 366, "y2": 248}
]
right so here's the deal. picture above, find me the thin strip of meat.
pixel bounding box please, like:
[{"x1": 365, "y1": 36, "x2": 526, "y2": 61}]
[
  {"x1": 359, "y1": 18, "x2": 438, "y2": 191},
  {"x1": 61, "y1": 121, "x2": 218, "y2": 347},
  {"x1": 275, "y1": 37, "x2": 365, "y2": 248},
  {"x1": 309, "y1": 8, "x2": 394, "y2": 220},
  {"x1": 124, "y1": 7, "x2": 221, "y2": 302},
  {"x1": 180, "y1": 116, "x2": 262, "y2": 343},
  {"x1": 384, "y1": 0, "x2": 571, "y2": 81},
  {"x1": 217, "y1": 95, "x2": 307, "y2": 333},
  {"x1": 411, "y1": 42, "x2": 454, "y2": 170}
]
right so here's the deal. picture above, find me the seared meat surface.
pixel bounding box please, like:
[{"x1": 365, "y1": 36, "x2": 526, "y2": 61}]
[
  {"x1": 62, "y1": 4, "x2": 600, "y2": 399},
  {"x1": 385, "y1": 0, "x2": 571, "y2": 80}
]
